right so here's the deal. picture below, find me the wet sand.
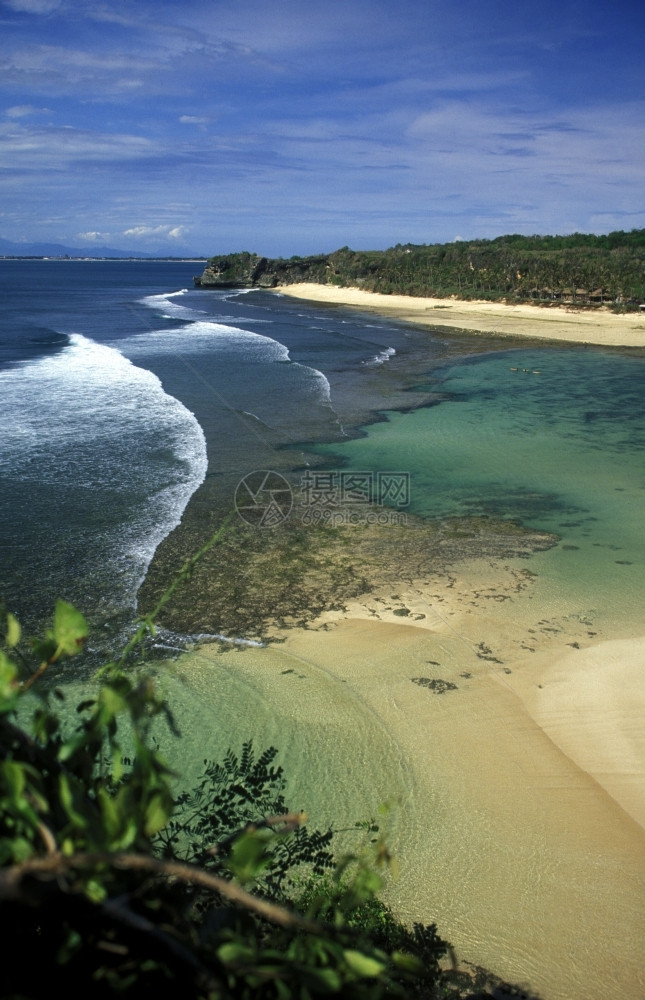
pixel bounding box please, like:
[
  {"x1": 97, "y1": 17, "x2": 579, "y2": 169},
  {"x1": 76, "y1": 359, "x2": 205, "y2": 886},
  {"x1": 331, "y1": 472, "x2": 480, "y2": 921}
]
[
  {"x1": 522, "y1": 637, "x2": 645, "y2": 829},
  {"x1": 148, "y1": 283, "x2": 645, "y2": 997},
  {"x1": 184, "y1": 554, "x2": 645, "y2": 1000},
  {"x1": 275, "y1": 283, "x2": 645, "y2": 347}
]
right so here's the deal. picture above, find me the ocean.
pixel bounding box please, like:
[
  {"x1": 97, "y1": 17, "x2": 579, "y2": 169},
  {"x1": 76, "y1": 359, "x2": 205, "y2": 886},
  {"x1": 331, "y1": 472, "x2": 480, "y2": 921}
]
[
  {"x1": 3, "y1": 260, "x2": 645, "y2": 999},
  {"x1": 0, "y1": 259, "x2": 446, "y2": 645},
  {"x1": 3, "y1": 257, "x2": 645, "y2": 651}
]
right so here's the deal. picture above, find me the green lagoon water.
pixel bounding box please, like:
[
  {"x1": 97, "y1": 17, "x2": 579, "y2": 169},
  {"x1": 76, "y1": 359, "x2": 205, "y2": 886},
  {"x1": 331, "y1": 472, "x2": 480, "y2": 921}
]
[
  {"x1": 145, "y1": 339, "x2": 645, "y2": 878},
  {"x1": 314, "y1": 345, "x2": 645, "y2": 635},
  {"x1": 9, "y1": 264, "x2": 645, "y2": 998},
  {"x1": 21, "y1": 322, "x2": 645, "y2": 1000}
]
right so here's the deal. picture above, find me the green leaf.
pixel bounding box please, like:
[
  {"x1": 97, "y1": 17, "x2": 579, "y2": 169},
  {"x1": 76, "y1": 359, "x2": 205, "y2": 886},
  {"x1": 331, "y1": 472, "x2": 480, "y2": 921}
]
[
  {"x1": 228, "y1": 829, "x2": 274, "y2": 884},
  {"x1": 58, "y1": 773, "x2": 88, "y2": 830},
  {"x1": 343, "y1": 949, "x2": 386, "y2": 979},
  {"x1": 56, "y1": 929, "x2": 82, "y2": 965},
  {"x1": 351, "y1": 866, "x2": 382, "y2": 902},
  {"x1": 52, "y1": 600, "x2": 88, "y2": 657},
  {"x1": 217, "y1": 942, "x2": 256, "y2": 966},
  {"x1": 143, "y1": 790, "x2": 173, "y2": 837},
  {"x1": 3, "y1": 835, "x2": 34, "y2": 863},
  {"x1": 391, "y1": 951, "x2": 425, "y2": 974},
  {"x1": 5, "y1": 612, "x2": 20, "y2": 648},
  {"x1": 98, "y1": 684, "x2": 127, "y2": 719},
  {"x1": 296, "y1": 965, "x2": 342, "y2": 993},
  {"x1": 84, "y1": 878, "x2": 107, "y2": 904},
  {"x1": 0, "y1": 651, "x2": 19, "y2": 712},
  {"x1": 274, "y1": 980, "x2": 292, "y2": 1000},
  {"x1": 1, "y1": 759, "x2": 25, "y2": 798},
  {"x1": 30, "y1": 637, "x2": 58, "y2": 663},
  {"x1": 97, "y1": 785, "x2": 122, "y2": 841}
]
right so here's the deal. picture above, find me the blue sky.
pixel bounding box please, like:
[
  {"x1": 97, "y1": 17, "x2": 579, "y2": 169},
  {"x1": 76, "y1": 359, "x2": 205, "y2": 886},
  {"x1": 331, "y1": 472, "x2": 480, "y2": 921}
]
[{"x1": 1, "y1": 0, "x2": 643, "y2": 256}]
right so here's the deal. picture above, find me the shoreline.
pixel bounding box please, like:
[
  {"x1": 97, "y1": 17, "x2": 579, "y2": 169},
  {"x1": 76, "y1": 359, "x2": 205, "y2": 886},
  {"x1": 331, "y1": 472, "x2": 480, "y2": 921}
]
[
  {"x1": 274, "y1": 283, "x2": 645, "y2": 347},
  {"x1": 161, "y1": 515, "x2": 645, "y2": 998},
  {"x1": 184, "y1": 555, "x2": 645, "y2": 1000},
  {"x1": 299, "y1": 559, "x2": 645, "y2": 836},
  {"x1": 144, "y1": 281, "x2": 645, "y2": 996}
]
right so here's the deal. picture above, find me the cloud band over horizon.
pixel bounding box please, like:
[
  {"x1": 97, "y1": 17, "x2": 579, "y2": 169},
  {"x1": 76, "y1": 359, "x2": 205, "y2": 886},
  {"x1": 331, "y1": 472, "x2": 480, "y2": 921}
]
[{"x1": 1, "y1": 0, "x2": 643, "y2": 256}]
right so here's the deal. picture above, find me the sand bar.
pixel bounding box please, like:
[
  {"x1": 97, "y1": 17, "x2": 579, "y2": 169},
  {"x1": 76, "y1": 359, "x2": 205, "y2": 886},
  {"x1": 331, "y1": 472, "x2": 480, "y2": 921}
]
[
  {"x1": 188, "y1": 602, "x2": 645, "y2": 1000},
  {"x1": 277, "y1": 615, "x2": 645, "y2": 1000},
  {"x1": 179, "y1": 548, "x2": 645, "y2": 1000},
  {"x1": 275, "y1": 283, "x2": 645, "y2": 347},
  {"x1": 520, "y1": 636, "x2": 645, "y2": 829}
]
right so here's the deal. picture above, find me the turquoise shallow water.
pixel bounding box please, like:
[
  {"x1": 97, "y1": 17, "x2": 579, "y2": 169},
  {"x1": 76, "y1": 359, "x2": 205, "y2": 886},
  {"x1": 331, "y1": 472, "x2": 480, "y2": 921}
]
[
  {"x1": 314, "y1": 345, "x2": 645, "y2": 633},
  {"x1": 7, "y1": 265, "x2": 645, "y2": 1000}
]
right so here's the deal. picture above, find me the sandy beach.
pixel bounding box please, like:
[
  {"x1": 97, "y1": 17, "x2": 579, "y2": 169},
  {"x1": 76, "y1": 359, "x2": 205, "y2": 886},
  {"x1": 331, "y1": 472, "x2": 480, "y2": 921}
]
[
  {"x1": 275, "y1": 283, "x2": 645, "y2": 347},
  {"x1": 184, "y1": 557, "x2": 645, "y2": 1000},
  {"x1": 154, "y1": 281, "x2": 645, "y2": 998}
]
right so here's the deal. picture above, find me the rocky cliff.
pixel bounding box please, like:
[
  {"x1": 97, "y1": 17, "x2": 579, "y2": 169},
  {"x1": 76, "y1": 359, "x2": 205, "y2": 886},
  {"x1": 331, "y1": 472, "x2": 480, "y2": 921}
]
[{"x1": 194, "y1": 251, "x2": 331, "y2": 288}]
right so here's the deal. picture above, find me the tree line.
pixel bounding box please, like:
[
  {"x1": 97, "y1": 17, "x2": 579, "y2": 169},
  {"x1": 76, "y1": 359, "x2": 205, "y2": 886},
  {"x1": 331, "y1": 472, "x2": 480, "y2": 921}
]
[{"x1": 200, "y1": 230, "x2": 645, "y2": 308}]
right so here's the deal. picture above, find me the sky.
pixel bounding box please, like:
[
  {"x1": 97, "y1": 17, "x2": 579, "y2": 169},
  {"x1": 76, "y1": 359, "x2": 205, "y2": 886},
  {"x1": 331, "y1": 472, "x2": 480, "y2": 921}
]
[{"x1": 0, "y1": 0, "x2": 644, "y2": 257}]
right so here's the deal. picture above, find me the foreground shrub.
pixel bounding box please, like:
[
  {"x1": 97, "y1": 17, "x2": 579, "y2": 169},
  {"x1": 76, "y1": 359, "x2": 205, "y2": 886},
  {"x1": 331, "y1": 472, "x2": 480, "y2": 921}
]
[{"x1": 0, "y1": 599, "x2": 455, "y2": 998}]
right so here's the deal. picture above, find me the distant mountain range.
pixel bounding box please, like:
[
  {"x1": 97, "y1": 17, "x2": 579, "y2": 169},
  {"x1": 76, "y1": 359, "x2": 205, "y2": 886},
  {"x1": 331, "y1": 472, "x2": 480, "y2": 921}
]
[{"x1": 0, "y1": 237, "x2": 197, "y2": 259}]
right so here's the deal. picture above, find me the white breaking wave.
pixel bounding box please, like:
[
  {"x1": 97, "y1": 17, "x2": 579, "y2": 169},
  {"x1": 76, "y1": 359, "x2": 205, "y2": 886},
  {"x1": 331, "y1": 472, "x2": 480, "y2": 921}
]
[
  {"x1": 140, "y1": 289, "x2": 206, "y2": 322},
  {"x1": 141, "y1": 289, "x2": 273, "y2": 326},
  {"x1": 291, "y1": 361, "x2": 335, "y2": 409},
  {"x1": 0, "y1": 332, "x2": 208, "y2": 607},
  {"x1": 117, "y1": 319, "x2": 292, "y2": 363},
  {"x1": 135, "y1": 297, "x2": 338, "y2": 416},
  {"x1": 196, "y1": 632, "x2": 265, "y2": 648},
  {"x1": 364, "y1": 346, "x2": 396, "y2": 366}
]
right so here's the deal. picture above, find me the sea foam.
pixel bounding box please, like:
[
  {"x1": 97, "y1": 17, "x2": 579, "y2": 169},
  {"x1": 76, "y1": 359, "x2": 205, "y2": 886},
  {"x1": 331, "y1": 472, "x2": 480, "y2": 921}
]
[{"x1": 0, "y1": 332, "x2": 207, "y2": 611}]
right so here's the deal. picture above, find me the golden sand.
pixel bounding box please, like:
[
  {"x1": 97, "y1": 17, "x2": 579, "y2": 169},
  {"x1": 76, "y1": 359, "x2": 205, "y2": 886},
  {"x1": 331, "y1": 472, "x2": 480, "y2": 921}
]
[
  {"x1": 275, "y1": 283, "x2": 645, "y2": 347},
  {"x1": 278, "y1": 617, "x2": 645, "y2": 1000},
  {"x1": 522, "y1": 637, "x2": 645, "y2": 829},
  {"x1": 180, "y1": 556, "x2": 645, "y2": 1000},
  {"x1": 172, "y1": 283, "x2": 645, "y2": 996}
]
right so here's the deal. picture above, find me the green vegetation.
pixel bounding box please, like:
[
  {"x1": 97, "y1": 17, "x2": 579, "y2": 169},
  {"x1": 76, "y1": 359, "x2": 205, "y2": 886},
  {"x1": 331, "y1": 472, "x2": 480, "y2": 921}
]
[
  {"x1": 0, "y1": 524, "x2": 544, "y2": 997},
  {"x1": 197, "y1": 229, "x2": 645, "y2": 308},
  {"x1": 0, "y1": 600, "x2": 448, "y2": 998},
  {"x1": 0, "y1": 618, "x2": 474, "y2": 1000}
]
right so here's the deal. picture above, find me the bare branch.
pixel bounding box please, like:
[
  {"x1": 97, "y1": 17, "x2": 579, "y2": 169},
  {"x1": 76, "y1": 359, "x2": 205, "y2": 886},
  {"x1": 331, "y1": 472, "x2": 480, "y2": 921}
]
[
  {"x1": 36, "y1": 820, "x2": 57, "y2": 855},
  {"x1": 0, "y1": 850, "x2": 323, "y2": 935}
]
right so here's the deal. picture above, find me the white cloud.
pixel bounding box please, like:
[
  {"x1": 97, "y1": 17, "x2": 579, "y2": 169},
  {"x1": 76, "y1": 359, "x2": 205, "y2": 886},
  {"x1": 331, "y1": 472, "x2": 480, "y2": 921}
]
[
  {"x1": 77, "y1": 230, "x2": 111, "y2": 242},
  {"x1": 0, "y1": 121, "x2": 157, "y2": 168},
  {"x1": 3, "y1": 0, "x2": 62, "y2": 12},
  {"x1": 0, "y1": 44, "x2": 157, "y2": 96},
  {"x1": 179, "y1": 115, "x2": 210, "y2": 125},
  {"x1": 4, "y1": 104, "x2": 48, "y2": 119},
  {"x1": 123, "y1": 224, "x2": 187, "y2": 241}
]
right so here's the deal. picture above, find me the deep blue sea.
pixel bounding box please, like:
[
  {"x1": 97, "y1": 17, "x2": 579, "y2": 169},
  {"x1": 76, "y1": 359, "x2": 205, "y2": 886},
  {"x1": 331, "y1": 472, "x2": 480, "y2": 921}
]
[
  {"x1": 0, "y1": 260, "x2": 441, "y2": 645},
  {"x1": 4, "y1": 259, "x2": 645, "y2": 1000},
  {"x1": 2, "y1": 259, "x2": 645, "y2": 652}
]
